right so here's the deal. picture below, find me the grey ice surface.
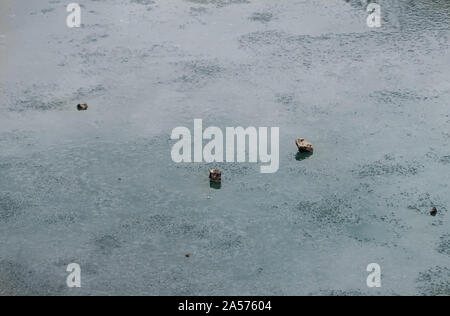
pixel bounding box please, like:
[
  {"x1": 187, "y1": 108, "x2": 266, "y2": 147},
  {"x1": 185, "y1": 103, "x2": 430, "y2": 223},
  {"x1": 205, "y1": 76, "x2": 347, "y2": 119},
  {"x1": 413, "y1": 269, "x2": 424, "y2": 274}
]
[{"x1": 0, "y1": 0, "x2": 449, "y2": 296}]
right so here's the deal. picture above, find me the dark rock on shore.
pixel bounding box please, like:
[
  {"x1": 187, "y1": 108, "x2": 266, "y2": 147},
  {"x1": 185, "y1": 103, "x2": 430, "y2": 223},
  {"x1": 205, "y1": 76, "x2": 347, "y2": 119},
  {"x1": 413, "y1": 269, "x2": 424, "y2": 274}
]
[
  {"x1": 209, "y1": 169, "x2": 222, "y2": 183},
  {"x1": 430, "y1": 207, "x2": 438, "y2": 217},
  {"x1": 77, "y1": 103, "x2": 88, "y2": 111},
  {"x1": 296, "y1": 138, "x2": 314, "y2": 153}
]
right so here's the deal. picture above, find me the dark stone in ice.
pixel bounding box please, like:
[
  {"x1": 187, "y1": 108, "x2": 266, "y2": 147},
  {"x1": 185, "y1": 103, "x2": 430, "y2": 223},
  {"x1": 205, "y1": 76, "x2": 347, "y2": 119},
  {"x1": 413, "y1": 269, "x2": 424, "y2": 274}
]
[
  {"x1": 296, "y1": 138, "x2": 314, "y2": 153},
  {"x1": 430, "y1": 207, "x2": 438, "y2": 216},
  {"x1": 209, "y1": 169, "x2": 222, "y2": 183},
  {"x1": 77, "y1": 103, "x2": 88, "y2": 111}
]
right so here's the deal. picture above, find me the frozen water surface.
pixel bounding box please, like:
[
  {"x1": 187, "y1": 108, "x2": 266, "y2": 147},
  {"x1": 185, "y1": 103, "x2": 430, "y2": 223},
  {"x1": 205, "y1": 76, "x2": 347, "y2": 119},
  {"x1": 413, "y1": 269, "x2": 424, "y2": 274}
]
[{"x1": 0, "y1": 0, "x2": 449, "y2": 295}]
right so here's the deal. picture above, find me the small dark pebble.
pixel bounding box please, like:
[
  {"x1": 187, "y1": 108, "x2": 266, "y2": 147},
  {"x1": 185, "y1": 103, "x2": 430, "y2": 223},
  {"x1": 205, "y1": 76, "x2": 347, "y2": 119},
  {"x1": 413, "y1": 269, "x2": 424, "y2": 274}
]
[
  {"x1": 77, "y1": 103, "x2": 88, "y2": 111},
  {"x1": 185, "y1": 254, "x2": 191, "y2": 258},
  {"x1": 209, "y1": 169, "x2": 222, "y2": 183},
  {"x1": 296, "y1": 138, "x2": 314, "y2": 153},
  {"x1": 430, "y1": 207, "x2": 438, "y2": 217}
]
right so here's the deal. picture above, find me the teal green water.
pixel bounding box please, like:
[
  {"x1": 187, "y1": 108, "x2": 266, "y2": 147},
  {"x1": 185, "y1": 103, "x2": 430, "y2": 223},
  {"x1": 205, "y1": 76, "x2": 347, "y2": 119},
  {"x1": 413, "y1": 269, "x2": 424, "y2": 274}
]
[{"x1": 0, "y1": 0, "x2": 449, "y2": 295}]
